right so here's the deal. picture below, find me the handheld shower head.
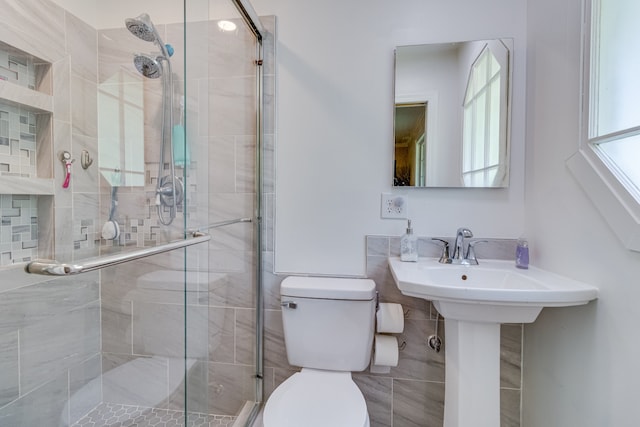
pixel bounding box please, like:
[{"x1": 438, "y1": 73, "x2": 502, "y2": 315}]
[
  {"x1": 125, "y1": 13, "x2": 157, "y2": 42},
  {"x1": 133, "y1": 54, "x2": 162, "y2": 79},
  {"x1": 125, "y1": 13, "x2": 173, "y2": 59}
]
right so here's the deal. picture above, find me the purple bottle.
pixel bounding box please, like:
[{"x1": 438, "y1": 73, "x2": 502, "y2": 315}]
[{"x1": 515, "y1": 238, "x2": 529, "y2": 269}]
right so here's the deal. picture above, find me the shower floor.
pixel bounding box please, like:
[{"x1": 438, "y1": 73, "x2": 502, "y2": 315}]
[{"x1": 71, "y1": 403, "x2": 236, "y2": 427}]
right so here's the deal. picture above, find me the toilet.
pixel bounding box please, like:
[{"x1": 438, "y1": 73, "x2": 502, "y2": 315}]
[{"x1": 263, "y1": 276, "x2": 377, "y2": 427}]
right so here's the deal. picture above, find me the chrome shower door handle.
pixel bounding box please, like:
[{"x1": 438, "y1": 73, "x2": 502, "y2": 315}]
[{"x1": 281, "y1": 301, "x2": 297, "y2": 309}]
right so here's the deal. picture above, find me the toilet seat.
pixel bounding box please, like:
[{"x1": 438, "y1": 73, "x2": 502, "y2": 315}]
[{"x1": 263, "y1": 369, "x2": 369, "y2": 427}]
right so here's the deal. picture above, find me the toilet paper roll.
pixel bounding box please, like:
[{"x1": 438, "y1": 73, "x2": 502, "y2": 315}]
[
  {"x1": 372, "y1": 334, "x2": 399, "y2": 367},
  {"x1": 376, "y1": 303, "x2": 405, "y2": 333}
]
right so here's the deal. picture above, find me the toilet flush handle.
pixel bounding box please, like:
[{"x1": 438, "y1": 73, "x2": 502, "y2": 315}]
[{"x1": 281, "y1": 301, "x2": 297, "y2": 309}]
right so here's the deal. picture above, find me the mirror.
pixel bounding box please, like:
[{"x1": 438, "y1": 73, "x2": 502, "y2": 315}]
[
  {"x1": 394, "y1": 39, "x2": 512, "y2": 188},
  {"x1": 98, "y1": 70, "x2": 145, "y2": 187}
]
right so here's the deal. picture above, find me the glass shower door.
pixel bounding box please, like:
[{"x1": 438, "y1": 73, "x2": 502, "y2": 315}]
[
  {"x1": 0, "y1": 0, "x2": 266, "y2": 424},
  {"x1": 0, "y1": 0, "x2": 212, "y2": 425}
]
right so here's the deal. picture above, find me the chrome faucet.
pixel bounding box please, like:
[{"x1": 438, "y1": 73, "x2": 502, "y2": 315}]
[
  {"x1": 433, "y1": 228, "x2": 485, "y2": 265},
  {"x1": 452, "y1": 227, "x2": 473, "y2": 262}
]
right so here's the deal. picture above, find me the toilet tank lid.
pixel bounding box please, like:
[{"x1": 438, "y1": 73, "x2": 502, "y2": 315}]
[{"x1": 281, "y1": 276, "x2": 376, "y2": 300}]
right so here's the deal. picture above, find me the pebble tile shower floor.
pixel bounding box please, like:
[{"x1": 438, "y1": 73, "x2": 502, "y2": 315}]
[{"x1": 71, "y1": 403, "x2": 236, "y2": 427}]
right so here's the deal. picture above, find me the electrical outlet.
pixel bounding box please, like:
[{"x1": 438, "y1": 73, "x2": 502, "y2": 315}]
[{"x1": 381, "y1": 193, "x2": 408, "y2": 219}]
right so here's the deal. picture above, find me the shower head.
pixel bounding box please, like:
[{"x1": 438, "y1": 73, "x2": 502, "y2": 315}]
[
  {"x1": 133, "y1": 54, "x2": 162, "y2": 79},
  {"x1": 125, "y1": 13, "x2": 173, "y2": 59},
  {"x1": 125, "y1": 13, "x2": 157, "y2": 42}
]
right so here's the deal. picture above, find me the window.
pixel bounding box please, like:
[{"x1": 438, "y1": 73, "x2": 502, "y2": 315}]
[
  {"x1": 462, "y1": 42, "x2": 510, "y2": 187},
  {"x1": 589, "y1": 0, "x2": 640, "y2": 198},
  {"x1": 567, "y1": 0, "x2": 640, "y2": 250}
]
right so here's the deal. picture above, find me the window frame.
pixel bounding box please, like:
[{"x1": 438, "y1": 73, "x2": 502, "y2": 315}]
[{"x1": 566, "y1": 0, "x2": 640, "y2": 251}]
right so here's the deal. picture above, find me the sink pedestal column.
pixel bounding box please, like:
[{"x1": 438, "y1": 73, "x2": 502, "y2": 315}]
[{"x1": 443, "y1": 318, "x2": 500, "y2": 427}]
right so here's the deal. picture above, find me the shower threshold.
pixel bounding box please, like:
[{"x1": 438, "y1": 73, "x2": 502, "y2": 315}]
[{"x1": 71, "y1": 402, "x2": 235, "y2": 427}]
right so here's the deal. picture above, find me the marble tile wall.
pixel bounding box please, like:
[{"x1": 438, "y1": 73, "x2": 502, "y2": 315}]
[
  {"x1": 261, "y1": 235, "x2": 523, "y2": 427},
  {"x1": 0, "y1": 0, "x2": 102, "y2": 426},
  {"x1": 0, "y1": 272, "x2": 101, "y2": 426}
]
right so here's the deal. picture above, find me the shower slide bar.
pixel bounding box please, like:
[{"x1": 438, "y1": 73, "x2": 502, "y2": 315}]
[{"x1": 24, "y1": 232, "x2": 211, "y2": 276}]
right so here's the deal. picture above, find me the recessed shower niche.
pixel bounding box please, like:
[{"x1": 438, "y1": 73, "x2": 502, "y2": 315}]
[{"x1": 0, "y1": 39, "x2": 55, "y2": 266}]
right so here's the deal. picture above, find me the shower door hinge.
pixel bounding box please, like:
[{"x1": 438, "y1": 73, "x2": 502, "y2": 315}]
[{"x1": 255, "y1": 59, "x2": 263, "y2": 66}]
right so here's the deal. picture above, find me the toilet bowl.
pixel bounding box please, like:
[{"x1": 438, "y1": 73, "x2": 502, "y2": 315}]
[
  {"x1": 262, "y1": 276, "x2": 376, "y2": 427},
  {"x1": 263, "y1": 369, "x2": 369, "y2": 427}
]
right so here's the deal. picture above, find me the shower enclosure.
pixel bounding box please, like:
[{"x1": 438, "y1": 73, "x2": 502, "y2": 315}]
[{"x1": 0, "y1": 0, "x2": 271, "y2": 425}]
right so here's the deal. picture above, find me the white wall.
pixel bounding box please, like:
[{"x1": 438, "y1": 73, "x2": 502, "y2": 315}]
[
  {"x1": 250, "y1": 0, "x2": 528, "y2": 275},
  {"x1": 524, "y1": 0, "x2": 640, "y2": 425}
]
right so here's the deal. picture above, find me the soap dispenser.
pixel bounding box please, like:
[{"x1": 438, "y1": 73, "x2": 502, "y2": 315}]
[{"x1": 400, "y1": 219, "x2": 418, "y2": 262}]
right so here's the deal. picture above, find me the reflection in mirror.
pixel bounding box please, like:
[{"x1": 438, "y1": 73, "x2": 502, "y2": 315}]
[
  {"x1": 394, "y1": 39, "x2": 512, "y2": 188},
  {"x1": 395, "y1": 103, "x2": 426, "y2": 186},
  {"x1": 98, "y1": 70, "x2": 145, "y2": 187}
]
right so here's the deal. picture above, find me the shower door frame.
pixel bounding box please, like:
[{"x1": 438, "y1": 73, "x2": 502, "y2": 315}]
[{"x1": 227, "y1": 0, "x2": 266, "y2": 424}]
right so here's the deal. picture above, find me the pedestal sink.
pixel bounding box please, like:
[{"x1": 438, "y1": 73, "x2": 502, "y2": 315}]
[{"x1": 388, "y1": 257, "x2": 598, "y2": 427}]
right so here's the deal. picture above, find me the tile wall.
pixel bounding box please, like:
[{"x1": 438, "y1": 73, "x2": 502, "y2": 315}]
[
  {"x1": 261, "y1": 235, "x2": 523, "y2": 427},
  {"x1": 0, "y1": 103, "x2": 37, "y2": 178},
  {"x1": 0, "y1": 44, "x2": 37, "y2": 89},
  {"x1": 0, "y1": 0, "x2": 102, "y2": 424},
  {"x1": 0, "y1": 42, "x2": 39, "y2": 180},
  {"x1": 0, "y1": 194, "x2": 38, "y2": 264}
]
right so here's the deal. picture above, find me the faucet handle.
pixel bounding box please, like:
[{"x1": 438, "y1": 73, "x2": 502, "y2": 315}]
[
  {"x1": 432, "y1": 238, "x2": 452, "y2": 264},
  {"x1": 465, "y1": 240, "x2": 488, "y2": 264}
]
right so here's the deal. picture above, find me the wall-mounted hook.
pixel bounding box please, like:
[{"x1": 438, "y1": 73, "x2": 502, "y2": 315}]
[
  {"x1": 60, "y1": 151, "x2": 74, "y2": 189},
  {"x1": 80, "y1": 150, "x2": 93, "y2": 170}
]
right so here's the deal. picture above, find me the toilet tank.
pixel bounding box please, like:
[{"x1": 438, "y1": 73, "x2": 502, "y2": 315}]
[{"x1": 280, "y1": 276, "x2": 376, "y2": 372}]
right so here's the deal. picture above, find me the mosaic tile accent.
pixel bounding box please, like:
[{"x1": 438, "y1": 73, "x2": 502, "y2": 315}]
[
  {"x1": 74, "y1": 218, "x2": 99, "y2": 251},
  {"x1": 0, "y1": 101, "x2": 37, "y2": 178},
  {"x1": 71, "y1": 403, "x2": 235, "y2": 427},
  {"x1": 100, "y1": 218, "x2": 163, "y2": 248},
  {"x1": 0, "y1": 44, "x2": 36, "y2": 89},
  {"x1": 0, "y1": 194, "x2": 38, "y2": 265}
]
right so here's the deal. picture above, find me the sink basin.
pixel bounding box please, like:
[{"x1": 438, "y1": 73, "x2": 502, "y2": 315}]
[
  {"x1": 388, "y1": 256, "x2": 597, "y2": 427},
  {"x1": 388, "y1": 256, "x2": 598, "y2": 323}
]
